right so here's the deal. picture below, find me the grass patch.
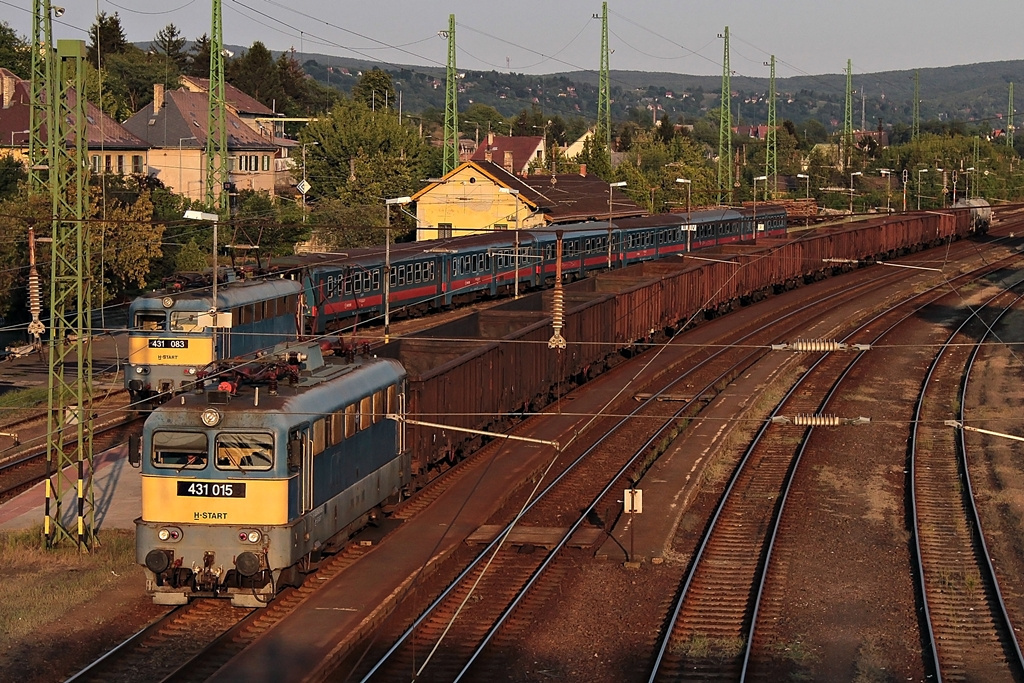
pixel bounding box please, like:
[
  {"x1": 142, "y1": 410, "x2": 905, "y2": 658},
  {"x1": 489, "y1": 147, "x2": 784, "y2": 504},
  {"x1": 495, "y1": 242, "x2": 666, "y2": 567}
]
[
  {"x1": 0, "y1": 527, "x2": 138, "y2": 643},
  {"x1": 673, "y1": 632, "x2": 745, "y2": 660},
  {"x1": 0, "y1": 386, "x2": 48, "y2": 409}
]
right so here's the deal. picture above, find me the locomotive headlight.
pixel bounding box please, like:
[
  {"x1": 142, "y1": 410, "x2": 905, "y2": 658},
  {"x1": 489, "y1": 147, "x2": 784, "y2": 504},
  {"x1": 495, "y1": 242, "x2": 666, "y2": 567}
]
[
  {"x1": 157, "y1": 526, "x2": 182, "y2": 542},
  {"x1": 238, "y1": 529, "x2": 262, "y2": 543},
  {"x1": 184, "y1": 367, "x2": 197, "y2": 375},
  {"x1": 201, "y1": 408, "x2": 221, "y2": 427},
  {"x1": 135, "y1": 366, "x2": 150, "y2": 375},
  {"x1": 247, "y1": 530, "x2": 261, "y2": 544},
  {"x1": 161, "y1": 296, "x2": 174, "y2": 308}
]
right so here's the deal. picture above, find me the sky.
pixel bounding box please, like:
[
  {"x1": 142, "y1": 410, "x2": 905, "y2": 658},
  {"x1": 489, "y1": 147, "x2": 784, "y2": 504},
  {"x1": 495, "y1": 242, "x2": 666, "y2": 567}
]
[{"x1": 3, "y1": 0, "x2": 1023, "y2": 79}]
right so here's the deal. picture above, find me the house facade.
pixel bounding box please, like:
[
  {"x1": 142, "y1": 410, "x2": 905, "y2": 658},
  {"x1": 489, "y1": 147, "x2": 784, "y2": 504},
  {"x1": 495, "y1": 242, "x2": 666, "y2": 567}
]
[
  {"x1": 411, "y1": 160, "x2": 643, "y2": 240},
  {"x1": 0, "y1": 67, "x2": 149, "y2": 177},
  {"x1": 122, "y1": 85, "x2": 278, "y2": 202}
]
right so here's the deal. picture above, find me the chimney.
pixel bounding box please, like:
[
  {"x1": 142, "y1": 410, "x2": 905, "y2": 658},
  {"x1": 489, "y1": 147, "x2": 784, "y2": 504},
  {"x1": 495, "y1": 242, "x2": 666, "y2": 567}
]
[
  {"x1": 487, "y1": 131, "x2": 494, "y2": 146},
  {"x1": 153, "y1": 83, "x2": 164, "y2": 115},
  {"x1": 579, "y1": 163, "x2": 587, "y2": 177},
  {"x1": 503, "y1": 150, "x2": 514, "y2": 174},
  {"x1": 485, "y1": 145, "x2": 492, "y2": 163},
  {"x1": 2, "y1": 74, "x2": 15, "y2": 109}
]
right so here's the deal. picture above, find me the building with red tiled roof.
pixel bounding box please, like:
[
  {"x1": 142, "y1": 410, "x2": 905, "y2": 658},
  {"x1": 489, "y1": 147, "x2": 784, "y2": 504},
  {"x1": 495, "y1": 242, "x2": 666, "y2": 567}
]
[
  {"x1": 122, "y1": 85, "x2": 278, "y2": 202},
  {"x1": 409, "y1": 159, "x2": 643, "y2": 240},
  {"x1": 0, "y1": 67, "x2": 150, "y2": 176},
  {"x1": 180, "y1": 75, "x2": 280, "y2": 137},
  {"x1": 470, "y1": 133, "x2": 545, "y2": 176}
]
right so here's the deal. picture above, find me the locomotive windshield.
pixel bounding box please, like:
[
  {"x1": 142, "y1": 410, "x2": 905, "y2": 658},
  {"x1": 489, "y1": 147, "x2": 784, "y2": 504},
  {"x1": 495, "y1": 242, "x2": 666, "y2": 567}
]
[
  {"x1": 216, "y1": 433, "x2": 274, "y2": 471},
  {"x1": 134, "y1": 311, "x2": 167, "y2": 331},
  {"x1": 170, "y1": 311, "x2": 206, "y2": 332},
  {"x1": 152, "y1": 431, "x2": 208, "y2": 469}
]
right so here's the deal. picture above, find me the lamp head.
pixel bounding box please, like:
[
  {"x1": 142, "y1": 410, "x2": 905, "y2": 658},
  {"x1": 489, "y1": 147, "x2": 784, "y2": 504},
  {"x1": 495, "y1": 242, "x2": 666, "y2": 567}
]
[{"x1": 52, "y1": 6, "x2": 65, "y2": 17}]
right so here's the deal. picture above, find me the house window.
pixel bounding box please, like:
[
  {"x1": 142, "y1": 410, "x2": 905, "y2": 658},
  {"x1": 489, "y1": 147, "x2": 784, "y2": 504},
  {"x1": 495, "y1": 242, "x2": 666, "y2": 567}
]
[
  {"x1": 262, "y1": 155, "x2": 270, "y2": 171},
  {"x1": 116, "y1": 155, "x2": 125, "y2": 175},
  {"x1": 132, "y1": 155, "x2": 143, "y2": 174},
  {"x1": 91, "y1": 155, "x2": 100, "y2": 173},
  {"x1": 438, "y1": 223, "x2": 453, "y2": 238},
  {"x1": 104, "y1": 155, "x2": 112, "y2": 173}
]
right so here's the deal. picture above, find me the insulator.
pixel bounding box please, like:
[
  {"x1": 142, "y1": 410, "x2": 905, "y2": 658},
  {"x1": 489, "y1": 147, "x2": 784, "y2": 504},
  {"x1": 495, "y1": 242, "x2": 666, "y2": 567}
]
[
  {"x1": 792, "y1": 414, "x2": 840, "y2": 426},
  {"x1": 790, "y1": 339, "x2": 842, "y2": 352},
  {"x1": 28, "y1": 269, "x2": 41, "y2": 319},
  {"x1": 548, "y1": 286, "x2": 566, "y2": 349}
]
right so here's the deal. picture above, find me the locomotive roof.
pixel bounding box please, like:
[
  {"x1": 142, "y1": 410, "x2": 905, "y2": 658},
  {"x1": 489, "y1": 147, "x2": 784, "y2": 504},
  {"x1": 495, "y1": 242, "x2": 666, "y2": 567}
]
[
  {"x1": 145, "y1": 353, "x2": 405, "y2": 430},
  {"x1": 130, "y1": 277, "x2": 301, "y2": 312}
]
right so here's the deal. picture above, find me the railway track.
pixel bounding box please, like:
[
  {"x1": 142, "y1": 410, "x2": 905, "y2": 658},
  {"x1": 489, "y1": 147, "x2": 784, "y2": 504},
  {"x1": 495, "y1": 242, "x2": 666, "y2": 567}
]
[
  {"x1": 910, "y1": 285, "x2": 1024, "y2": 680},
  {"x1": 647, "y1": 256, "x2": 1024, "y2": 681},
  {"x1": 650, "y1": 281, "x2": 982, "y2": 679},
  {"x1": 63, "y1": 220, "x2": 1024, "y2": 682},
  {"x1": 0, "y1": 393, "x2": 139, "y2": 503},
  {"x1": 344, "y1": 240, "x2": 1009, "y2": 682}
]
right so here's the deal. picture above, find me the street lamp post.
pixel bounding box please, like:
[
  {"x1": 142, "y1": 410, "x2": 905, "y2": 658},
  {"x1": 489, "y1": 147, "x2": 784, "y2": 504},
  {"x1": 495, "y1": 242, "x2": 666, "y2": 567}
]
[
  {"x1": 796, "y1": 173, "x2": 810, "y2": 200},
  {"x1": 880, "y1": 169, "x2": 891, "y2": 214},
  {"x1": 607, "y1": 181, "x2": 627, "y2": 268},
  {"x1": 301, "y1": 141, "x2": 319, "y2": 223},
  {"x1": 753, "y1": 175, "x2": 767, "y2": 238},
  {"x1": 499, "y1": 188, "x2": 522, "y2": 297},
  {"x1": 675, "y1": 178, "x2": 691, "y2": 251},
  {"x1": 849, "y1": 171, "x2": 863, "y2": 214},
  {"x1": 179, "y1": 136, "x2": 197, "y2": 197},
  {"x1": 183, "y1": 210, "x2": 221, "y2": 326},
  {"x1": 384, "y1": 197, "x2": 412, "y2": 342}
]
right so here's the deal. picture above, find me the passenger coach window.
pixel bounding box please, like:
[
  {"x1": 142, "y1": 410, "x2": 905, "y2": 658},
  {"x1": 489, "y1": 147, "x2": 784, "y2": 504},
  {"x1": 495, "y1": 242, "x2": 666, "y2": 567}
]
[
  {"x1": 152, "y1": 431, "x2": 208, "y2": 468},
  {"x1": 135, "y1": 312, "x2": 166, "y2": 331},
  {"x1": 170, "y1": 311, "x2": 204, "y2": 332},
  {"x1": 215, "y1": 433, "x2": 273, "y2": 470}
]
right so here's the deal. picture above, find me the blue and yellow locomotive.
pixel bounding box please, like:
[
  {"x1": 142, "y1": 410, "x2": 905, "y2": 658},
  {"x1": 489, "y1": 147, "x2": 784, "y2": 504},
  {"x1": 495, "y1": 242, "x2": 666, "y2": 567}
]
[
  {"x1": 132, "y1": 341, "x2": 407, "y2": 607},
  {"x1": 125, "y1": 276, "x2": 302, "y2": 404}
]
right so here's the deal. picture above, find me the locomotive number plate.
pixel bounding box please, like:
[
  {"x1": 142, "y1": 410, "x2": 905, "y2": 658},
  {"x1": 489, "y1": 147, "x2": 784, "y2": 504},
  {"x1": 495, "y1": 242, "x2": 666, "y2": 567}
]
[
  {"x1": 149, "y1": 339, "x2": 189, "y2": 349},
  {"x1": 177, "y1": 481, "x2": 246, "y2": 498}
]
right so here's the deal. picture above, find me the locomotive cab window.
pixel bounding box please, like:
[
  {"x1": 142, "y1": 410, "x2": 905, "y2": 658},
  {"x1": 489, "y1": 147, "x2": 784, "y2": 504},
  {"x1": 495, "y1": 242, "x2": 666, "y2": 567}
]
[
  {"x1": 216, "y1": 432, "x2": 273, "y2": 471},
  {"x1": 135, "y1": 312, "x2": 166, "y2": 331},
  {"x1": 152, "y1": 431, "x2": 208, "y2": 469},
  {"x1": 170, "y1": 311, "x2": 204, "y2": 332}
]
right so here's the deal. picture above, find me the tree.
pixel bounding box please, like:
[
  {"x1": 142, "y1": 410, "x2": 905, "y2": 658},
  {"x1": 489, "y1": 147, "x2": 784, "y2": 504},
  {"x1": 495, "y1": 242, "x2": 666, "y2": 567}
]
[
  {"x1": 0, "y1": 154, "x2": 25, "y2": 201},
  {"x1": 229, "y1": 41, "x2": 283, "y2": 109},
  {"x1": 309, "y1": 198, "x2": 386, "y2": 249},
  {"x1": 102, "y1": 48, "x2": 179, "y2": 117},
  {"x1": 0, "y1": 21, "x2": 31, "y2": 78},
  {"x1": 187, "y1": 34, "x2": 212, "y2": 78},
  {"x1": 174, "y1": 239, "x2": 208, "y2": 273},
  {"x1": 231, "y1": 190, "x2": 308, "y2": 258},
  {"x1": 89, "y1": 179, "x2": 165, "y2": 299},
  {"x1": 87, "y1": 12, "x2": 129, "y2": 67},
  {"x1": 352, "y1": 69, "x2": 395, "y2": 110},
  {"x1": 301, "y1": 98, "x2": 431, "y2": 205},
  {"x1": 0, "y1": 192, "x2": 48, "y2": 321},
  {"x1": 153, "y1": 23, "x2": 188, "y2": 73}
]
